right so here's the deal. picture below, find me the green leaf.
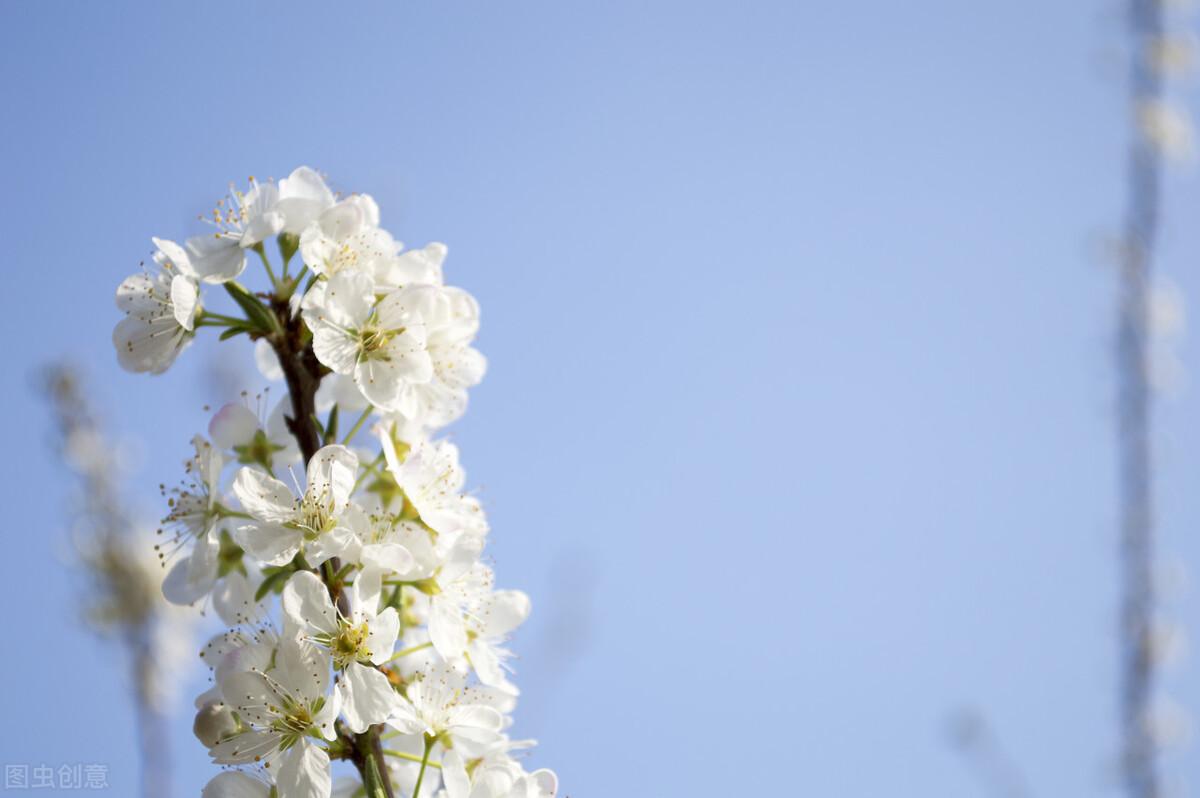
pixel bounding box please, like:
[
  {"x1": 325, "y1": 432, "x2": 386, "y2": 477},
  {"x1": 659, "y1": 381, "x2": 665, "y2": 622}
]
[
  {"x1": 223, "y1": 281, "x2": 280, "y2": 334},
  {"x1": 218, "y1": 326, "x2": 251, "y2": 341},
  {"x1": 324, "y1": 404, "x2": 339, "y2": 445}
]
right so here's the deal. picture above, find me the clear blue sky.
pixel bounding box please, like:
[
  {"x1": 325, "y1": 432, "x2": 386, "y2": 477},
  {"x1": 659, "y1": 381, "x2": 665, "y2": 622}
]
[{"x1": 1, "y1": 1, "x2": 1198, "y2": 795}]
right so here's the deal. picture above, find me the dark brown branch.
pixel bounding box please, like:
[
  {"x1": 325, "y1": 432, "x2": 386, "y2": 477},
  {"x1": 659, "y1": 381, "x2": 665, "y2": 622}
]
[{"x1": 268, "y1": 298, "x2": 396, "y2": 798}]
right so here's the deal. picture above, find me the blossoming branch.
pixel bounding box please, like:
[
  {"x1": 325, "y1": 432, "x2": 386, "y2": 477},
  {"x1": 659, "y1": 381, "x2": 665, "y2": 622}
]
[{"x1": 112, "y1": 167, "x2": 559, "y2": 798}]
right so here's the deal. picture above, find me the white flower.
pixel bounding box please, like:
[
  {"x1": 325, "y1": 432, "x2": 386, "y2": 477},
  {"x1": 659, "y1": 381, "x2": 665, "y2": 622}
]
[
  {"x1": 160, "y1": 436, "x2": 225, "y2": 606},
  {"x1": 302, "y1": 271, "x2": 433, "y2": 414},
  {"x1": 209, "y1": 400, "x2": 300, "y2": 472},
  {"x1": 277, "y1": 166, "x2": 336, "y2": 235},
  {"x1": 384, "y1": 438, "x2": 487, "y2": 538},
  {"x1": 112, "y1": 237, "x2": 200, "y2": 374},
  {"x1": 281, "y1": 571, "x2": 402, "y2": 733},
  {"x1": 211, "y1": 638, "x2": 339, "y2": 797},
  {"x1": 299, "y1": 194, "x2": 402, "y2": 279},
  {"x1": 373, "y1": 241, "x2": 448, "y2": 293},
  {"x1": 384, "y1": 281, "x2": 486, "y2": 433},
  {"x1": 187, "y1": 177, "x2": 285, "y2": 283},
  {"x1": 232, "y1": 445, "x2": 359, "y2": 566},
  {"x1": 389, "y1": 667, "x2": 504, "y2": 752},
  {"x1": 442, "y1": 751, "x2": 558, "y2": 798}
]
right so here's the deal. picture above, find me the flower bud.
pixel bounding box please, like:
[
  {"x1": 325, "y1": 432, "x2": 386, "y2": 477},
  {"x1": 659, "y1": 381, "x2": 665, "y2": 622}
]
[{"x1": 193, "y1": 702, "x2": 239, "y2": 747}]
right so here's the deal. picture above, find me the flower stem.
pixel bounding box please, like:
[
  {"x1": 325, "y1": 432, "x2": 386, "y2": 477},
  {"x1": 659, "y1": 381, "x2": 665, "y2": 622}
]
[
  {"x1": 411, "y1": 735, "x2": 435, "y2": 798},
  {"x1": 385, "y1": 641, "x2": 432, "y2": 664},
  {"x1": 342, "y1": 405, "x2": 375, "y2": 446},
  {"x1": 382, "y1": 749, "x2": 443, "y2": 769}
]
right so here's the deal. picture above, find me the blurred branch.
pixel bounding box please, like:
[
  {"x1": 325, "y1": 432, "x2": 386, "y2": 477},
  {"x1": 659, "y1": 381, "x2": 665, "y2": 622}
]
[
  {"x1": 1115, "y1": 1, "x2": 1170, "y2": 796},
  {"x1": 947, "y1": 710, "x2": 1033, "y2": 798},
  {"x1": 41, "y1": 363, "x2": 181, "y2": 798}
]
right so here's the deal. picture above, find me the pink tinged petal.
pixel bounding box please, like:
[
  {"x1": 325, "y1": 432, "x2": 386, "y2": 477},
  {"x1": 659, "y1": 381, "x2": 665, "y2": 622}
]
[
  {"x1": 276, "y1": 740, "x2": 332, "y2": 798},
  {"x1": 429, "y1": 595, "x2": 468, "y2": 659},
  {"x1": 306, "y1": 445, "x2": 358, "y2": 511},
  {"x1": 210, "y1": 403, "x2": 260, "y2": 450},
  {"x1": 338, "y1": 662, "x2": 400, "y2": 733},
  {"x1": 483, "y1": 590, "x2": 532, "y2": 638},
  {"x1": 282, "y1": 571, "x2": 340, "y2": 638},
  {"x1": 201, "y1": 771, "x2": 271, "y2": 798},
  {"x1": 186, "y1": 234, "x2": 247, "y2": 283},
  {"x1": 233, "y1": 522, "x2": 301, "y2": 567},
  {"x1": 365, "y1": 607, "x2": 400, "y2": 665},
  {"x1": 233, "y1": 468, "x2": 297, "y2": 524}
]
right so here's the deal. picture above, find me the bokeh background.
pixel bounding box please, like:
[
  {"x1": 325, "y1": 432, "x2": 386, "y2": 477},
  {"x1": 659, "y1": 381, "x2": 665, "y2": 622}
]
[{"x1": 2, "y1": 1, "x2": 1199, "y2": 795}]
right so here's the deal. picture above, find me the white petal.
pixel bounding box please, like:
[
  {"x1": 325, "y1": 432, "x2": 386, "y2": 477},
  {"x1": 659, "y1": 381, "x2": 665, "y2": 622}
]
[
  {"x1": 440, "y1": 750, "x2": 470, "y2": 798},
  {"x1": 306, "y1": 525, "x2": 360, "y2": 568},
  {"x1": 162, "y1": 556, "x2": 203, "y2": 606},
  {"x1": 338, "y1": 661, "x2": 400, "y2": 733},
  {"x1": 482, "y1": 590, "x2": 531, "y2": 638},
  {"x1": 276, "y1": 638, "x2": 332, "y2": 706},
  {"x1": 112, "y1": 314, "x2": 187, "y2": 374},
  {"x1": 282, "y1": 571, "x2": 339, "y2": 638},
  {"x1": 429, "y1": 595, "x2": 468, "y2": 659},
  {"x1": 387, "y1": 698, "x2": 427, "y2": 736},
  {"x1": 210, "y1": 403, "x2": 260, "y2": 450},
  {"x1": 233, "y1": 467, "x2": 296, "y2": 524},
  {"x1": 276, "y1": 740, "x2": 332, "y2": 798},
  {"x1": 212, "y1": 571, "x2": 266, "y2": 626},
  {"x1": 232, "y1": 522, "x2": 301, "y2": 566},
  {"x1": 152, "y1": 236, "x2": 198, "y2": 279},
  {"x1": 361, "y1": 542, "x2": 415, "y2": 577},
  {"x1": 254, "y1": 338, "x2": 284, "y2": 381},
  {"x1": 201, "y1": 772, "x2": 270, "y2": 798},
  {"x1": 530, "y1": 770, "x2": 558, "y2": 798},
  {"x1": 364, "y1": 607, "x2": 400, "y2": 665},
  {"x1": 305, "y1": 445, "x2": 358, "y2": 511},
  {"x1": 208, "y1": 729, "x2": 283, "y2": 766},
  {"x1": 170, "y1": 275, "x2": 199, "y2": 330},
  {"x1": 186, "y1": 234, "x2": 246, "y2": 283}
]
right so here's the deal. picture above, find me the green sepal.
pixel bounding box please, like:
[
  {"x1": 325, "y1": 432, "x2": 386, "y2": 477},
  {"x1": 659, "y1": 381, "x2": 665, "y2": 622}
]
[{"x1": 254, "y1": 565, "x2": 293, "y2": 602}]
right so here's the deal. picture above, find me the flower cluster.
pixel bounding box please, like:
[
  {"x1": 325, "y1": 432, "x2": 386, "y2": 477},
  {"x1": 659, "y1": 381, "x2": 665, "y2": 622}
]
[{"x1": 113, "y1": 168, "x2": 558, "y2": 798}]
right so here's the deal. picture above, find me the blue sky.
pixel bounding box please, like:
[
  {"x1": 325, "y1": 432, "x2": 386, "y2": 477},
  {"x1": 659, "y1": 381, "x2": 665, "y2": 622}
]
[{"x1": 1, "y1": 1, "x2": 1199, "y2": 795}]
